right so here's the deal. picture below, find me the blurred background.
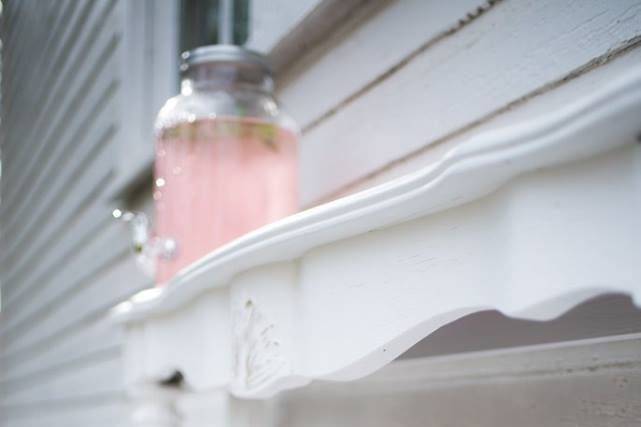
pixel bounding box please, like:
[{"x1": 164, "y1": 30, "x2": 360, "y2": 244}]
[{"x1": 0, "y1": 0, "x2": 640, "y2": 426}]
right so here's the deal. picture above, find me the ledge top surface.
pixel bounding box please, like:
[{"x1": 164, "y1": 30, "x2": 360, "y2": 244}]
[{"x1": 112, "y1": 68, "x2": 641, "y2": 325}]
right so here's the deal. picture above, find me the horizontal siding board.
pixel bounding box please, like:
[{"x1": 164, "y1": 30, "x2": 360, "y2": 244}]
[
  {"x1": 0, "y1": 348, "x2": 121, "y2": 400},
  {"x1": 3, "y1": 1, "x2": 46, "y2": 81},
  {"x1": 10, "y1": 3, "x2": 57, "y2": 129},
  {"x1": 2, "y1": 146, "x2": 115, "y2": 304},
  {"x1": 2, "y1": 2, "x2": 639, "y2": 426},
  {"x1": 2, "y1": 228, "x2": 139, "y2": 352},
  {"x1": 3, "y1": 89, "x2": 117, "y2": 261},
  {"x1": 285, "y1": 0, "x2": 641, "y2": 204},
  {"x1": 0, "y1": 219, "x2": 126, "y2": 338},
  {"x1": 2, "y1": 34, "x2": 119, "y2": 244},
  {"x1": 278, "y1": 0, "x2": 488, "y2": 129},
  {"x1": 2, "y1": 0, "x2": 118, "y2": 292},
  {"x1": 1, "y1": 0, "x2": 71, "y2": 162},
  {"x1": 1, "y1": 1, "x2": 19, "y2": 49},
  {"x1": 2, "y1": 400, "x2": 127, "y2": 427},
  {"x1": 340, "y1": 41, "x2": 641, "y2": 196},
  {"x1": 1, "y1": 1, "x2": 44, "y2": 123},
  {"x1": 282, "y1": 336, "x2": 641, "y2": 427},
  {"x1": 0, "y1": 1, "x2": 39, "y2": 146},
  {"x1": 0, "y1": 227, "x2": 148, "y2": 356},
  {"x1": 1, "y1": 0, "x2": 117, "y2": 211},
  {"x1": 0, "y1": 356, "x2": 124, "y2": 406},
  {"x1": 2, "y1": 0, "x2": 93, "y2": 179},
  {"x1": 1, "y1": 201, "x2": 116, "y2": 313},
  {"x1": 288, "y1": 372, "x2": 641, "y2": 426},
  {"x1": 0, "y1": 320, "x2": 122, "y2": 386},
  {"x1": 0, "y1": 2, "x2": 149, "y2": 426},
  {"x1": 3, "y1": 0, "x2": 95, "y2": 175},
  {"x1": 246, "y1": 0, "x2": 327, "y2": 53},
  {"x1": 246, "y1": 0, "x2": 379, "y2": 74},
  {"x1": 2, "y1": 85, "x2": 118, "y2": 286}
]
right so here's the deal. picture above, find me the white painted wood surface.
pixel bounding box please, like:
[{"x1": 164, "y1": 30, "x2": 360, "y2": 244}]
[
  {"x1": 0, "y1": 1, "x2": 165, "y2": 426},
  {"x1": 109, "y1": 0, "x2": 179, "y2": 197},
  {"x1": 113, "y1": 69, "x2": 641, "y2": 405},
  {"x1": 277, "y1": 334, "x2": 641, "y2": 427},
  {"x1": 169, "y1": 334, "x2": 641, "y2": 426},
  {"x1": 2, "y1": 1, "x2": 641, "y2": 426},
  {"x1": 341, "y1": 36, "x2": 641, "y2": 196},
  {"x1": 279, "y1": 0, "x2": 641, "y2": 205},
  {"x1": 247, "y1": 0, "x2": 331, "y2": 54},
  {"x1": 246, "y1": 0, "x2": 372, "y2": 72}
]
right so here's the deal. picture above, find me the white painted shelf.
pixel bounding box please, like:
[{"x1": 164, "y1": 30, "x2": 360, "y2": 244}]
[{"x1": 112, "y1": 69, "x2": 641, "y2": 407}]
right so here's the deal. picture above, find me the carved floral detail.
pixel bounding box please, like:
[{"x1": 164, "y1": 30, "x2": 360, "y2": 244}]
[{"x1": 231, "y1": 297, "x2": 289, "y2": 391}]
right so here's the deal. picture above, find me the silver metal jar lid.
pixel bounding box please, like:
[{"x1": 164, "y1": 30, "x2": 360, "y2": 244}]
[{"x1": 180, "y1": 45, "x2": 271, "y2": 74}]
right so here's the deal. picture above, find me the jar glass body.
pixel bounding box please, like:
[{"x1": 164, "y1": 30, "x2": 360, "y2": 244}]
[{"x1": 153, "y1": 58, "x2": 299, "y2": 284}]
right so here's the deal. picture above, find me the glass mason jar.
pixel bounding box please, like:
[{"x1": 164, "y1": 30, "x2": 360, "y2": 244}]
[{"x1": 153, "y1": 45, "x2": 299, "y2": 284}]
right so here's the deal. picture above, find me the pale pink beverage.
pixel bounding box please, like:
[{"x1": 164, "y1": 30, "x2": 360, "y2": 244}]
[{"x1": 154, "y1": 117, "x2": 298, "y2": 284}]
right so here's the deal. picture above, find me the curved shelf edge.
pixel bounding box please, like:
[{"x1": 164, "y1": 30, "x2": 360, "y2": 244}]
[
  {"x1": 112, "y1": 68, "x2": 641, "y2": 400},
  {"x1": 112, "y1": 67, "x2": 641, "y2": 324},
  {"x1": 233, "y1": 287, "x2": 634, "y2": 399}
]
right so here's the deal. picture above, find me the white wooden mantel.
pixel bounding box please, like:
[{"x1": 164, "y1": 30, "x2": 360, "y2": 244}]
[{"x1": 112, "y1": 69, "x2": 641, "y2": 424}]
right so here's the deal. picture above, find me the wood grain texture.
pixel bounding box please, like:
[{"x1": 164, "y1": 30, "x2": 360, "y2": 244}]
[
  {"x1": 116, "y1": 69, "x2": 641, "y2": 324},
  {"x1": 1, "y1": 0, "x2": 116, "y2": 210},
  {"x1": 2, "y1": 1, "x2": 641, "y2": 425},
  {"x1": 332, "y1": 41, "x2": 641, "y2": 199},
  {"x1": 278, "y1": 335, "x2": 641, "y2": 427},
  {"x1": 281, "y1": 0, "x2": 641, "y2": 205},
  {"x1": 1, "y1": 244, "x2": 149, "y2": 362},
  {"x1": 0, "y1": 2, "x2": 169, "y2": 425},
  {"x1": 114, "y1": 71, "x2": 641, "y2": 400}
]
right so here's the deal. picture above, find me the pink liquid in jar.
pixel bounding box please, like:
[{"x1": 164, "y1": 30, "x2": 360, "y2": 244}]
[{"x1": 154, "y1": 117, "x2": 298, "y2": 284}]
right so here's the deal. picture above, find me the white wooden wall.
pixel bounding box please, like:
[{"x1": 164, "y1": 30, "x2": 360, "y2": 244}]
[
  {"x1": 1, "y1": 0, "x2": 640, "y2": 426},
  {"x1": 275, "y1": 0, "x2": 641, "y2": 205},
  {"x1": 276, "y1": 334, "x2": 641, "y2": 427},
  {"x1": 0, "y1": 1, "x2": 175, "y2": 426}
]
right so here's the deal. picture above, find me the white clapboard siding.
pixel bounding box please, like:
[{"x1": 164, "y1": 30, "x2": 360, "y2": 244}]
[
  {"x1": 2, "y1": 240, "x2": 149, "y2": 361},
  {"x1": 5, "y1": 0, "x2": 107, "y2": 181},
  {"x1": 2, "y1": 0, "x2": 112, "y2": 202},
  {"x1": 2, "y1": 103, "x2": 117, "y2": 290},
  {"x1": 3, "y1": 401, "x2": 128, "y2": 427},
  {"x1": 1, "y1": 0, "x2": 74, "y2": 163},
  {"x1": 0, "y1": 252, "x2": 147, "y2": 420},
  {"x1": 0, "y1": 171, "x2": 115, "y2": 310},
  {"x1": 2, "y1": 202, "x2": 116, "y2": 309},
  {"x1": 0, "y1": 318, "x2": 122, "y2": 385},
  {"x1": 0, "y1": 1, "x2": 174, "y2": 425},
  {"x1": 248, "y1": 0, "x2": 382, "y2": 72},
  {"x1": 1, "y1": 397, "x2": 127, "y2": 427},
  {"x1": 278, "y1": 0, "x2": 489, "y2": 130},
  {"x1": 3, "y1": 132, "x2": 115, "y2": 288},
  {"x1": 279, "y1": 0, "x2": 641, "y2": 205},
  {"x1": 2, "y1": 1, "x2": 641, "y2": 426},
  {"x1": 0, "y1": 223, "x2": 131, "y2": 344},
  {"x1": 1, "y1": 22, "x2": 119, "y2": 249},
  {"x1": 337, "y1": 43, "x2": 641, "y2": 195},
  {"x1": 247, "y1": 0, "x2": 329, "y2": 53},
  {"x1": 0, "y1": 357, "x2": 124, "y2": 406},
  {"x1": 279, "y1": 335, "x2": 641, "y2": 427},
  {"x1": 1, "y1": 30, "x2": 119, "y2": 245}
]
